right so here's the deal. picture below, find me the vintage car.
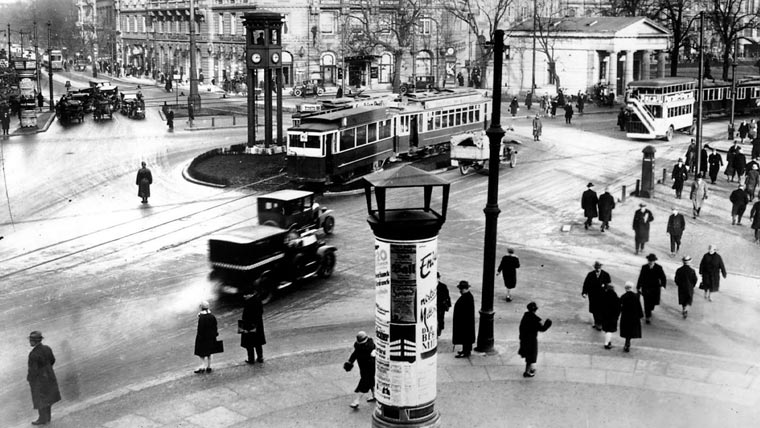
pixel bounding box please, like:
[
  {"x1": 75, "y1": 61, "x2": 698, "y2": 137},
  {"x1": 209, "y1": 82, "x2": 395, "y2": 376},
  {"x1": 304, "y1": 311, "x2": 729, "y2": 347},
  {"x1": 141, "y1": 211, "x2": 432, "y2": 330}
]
[
  {"x1": 93, "y1": 98, "x2": 113, "y2": 120},
  {"x1": 257, "y1": 189, "x2": 335, "y2": 234},
  {"x1": 399, "y1": 75, "x2": 436, "y2": 95},
  {"x1": 208, "y1": 225, "x2": 337, "y2": 303},
  {"x1": 68, "y1": 90, "x2": 93, "y2": 112},
  {"x1": 55, "y1": 97, "x2": 85, "y2": 124},
  {"x1": 291, "y1": 78, "x2": 326, "y2": 97}
]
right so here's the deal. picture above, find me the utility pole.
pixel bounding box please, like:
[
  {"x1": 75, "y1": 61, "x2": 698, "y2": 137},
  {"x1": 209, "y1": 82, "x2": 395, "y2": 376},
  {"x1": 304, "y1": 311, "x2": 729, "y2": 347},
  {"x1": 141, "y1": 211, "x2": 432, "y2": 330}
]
[
  {"x1": 730, "y1": 36, "x2": 739, "y2": 127},
  {"x1": 188, "y1": 0, "x2": 200, "y2": 111},
  {"x1": 34, "y1": 21, "x2": 41, "y2": 96},
  {"x1": 47, "y1": 21, "x2": 54, "y2": 111},
  {"x1": 7, "y1": 24, "x2": 11, "y2": 59},
  {"x1": 696, "y1": 12, "x2": 704, "y2": 177},
  {"x1": 531, "y1": 0, "x2": 537, "y2": 92}
]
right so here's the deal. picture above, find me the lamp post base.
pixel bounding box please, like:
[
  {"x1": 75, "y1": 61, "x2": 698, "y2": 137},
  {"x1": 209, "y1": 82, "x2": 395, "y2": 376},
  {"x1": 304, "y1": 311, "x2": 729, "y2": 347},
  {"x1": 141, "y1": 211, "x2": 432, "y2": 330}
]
[{"x1": 474, "y1": 309, "x2": 495, "y2": 353}]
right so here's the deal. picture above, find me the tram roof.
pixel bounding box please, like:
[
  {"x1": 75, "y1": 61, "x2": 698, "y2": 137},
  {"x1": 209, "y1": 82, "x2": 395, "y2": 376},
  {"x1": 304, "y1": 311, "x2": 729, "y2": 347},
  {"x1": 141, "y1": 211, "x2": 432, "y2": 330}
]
[
  {"x1": 259, "y1": 189, "x2": 314, "y2": 201},
  {"x1": 628, "y1": 77, "x2": 696, "y2": 87}
]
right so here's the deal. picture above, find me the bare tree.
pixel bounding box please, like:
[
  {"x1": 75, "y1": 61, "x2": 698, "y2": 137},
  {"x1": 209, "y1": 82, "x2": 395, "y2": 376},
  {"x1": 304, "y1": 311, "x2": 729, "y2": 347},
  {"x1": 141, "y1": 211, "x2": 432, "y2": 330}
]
[
  {"x1": 598, "y1": 0, "x2": 658, "y2": 17},
  {"x1": 533, "y1": 1, "x2": 564, "y2": 90},
  {"x1": 707, "y1": 0, "x2": 760, "y2": 80},
  {"x1": 651, "y1": 0, "x2": 699, "y2": 77}
]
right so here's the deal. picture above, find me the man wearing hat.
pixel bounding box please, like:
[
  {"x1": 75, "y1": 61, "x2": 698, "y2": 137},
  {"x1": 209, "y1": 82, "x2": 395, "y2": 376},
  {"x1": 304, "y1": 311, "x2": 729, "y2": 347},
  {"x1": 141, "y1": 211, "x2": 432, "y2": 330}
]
[
  {"x1": 452, "y1": 280, "x2": 475, "y2": 358},
  {"x1": 707, "y1": 148, "x2": 723, "y2": 184},
  {"x1": 689, "y1": 173, "x2": 708, "y2": 219},
  {"x1": 619, "y1": 282, "x2": 644, "y2": 352},
  {"x1": 632, "y1": 203, "x2": 654, "y2": 255},
  {"x1": 582, "y1": 261, "x2": 611, "y2": 330},
  {"x1": 675, "y1": 256, "x2": 698, "y2": 318},
  {"x1": 671, "y1": 158, "x2": 689, "y2": 198},
  {"x1": 732, "y1": 144, "x2": 747, "y2": 182},
  {"x1": 518, "y1": 302, "x2": 552, "y2": 377},
  {"x1": 581, "y1": 182, "x2": 598, "y2": 230},
  {"x1": 597, "y1": 187, "x2": 616, "y2": 232},
  {"x1": 27, "y1": 331, "x2": 61, "y2": 425},
  {"x1": 698, "y1": 244, "x2": 727, "y2": 302},
  {"x1": 636, "y1": 254, "x2": 667, "y2": 324},
  {"x1": 666, "y1": 206, "x2": 686, "y2": 257},
  {"x1": 730, "y1": 183, "x2": 750, "y2": 225}
]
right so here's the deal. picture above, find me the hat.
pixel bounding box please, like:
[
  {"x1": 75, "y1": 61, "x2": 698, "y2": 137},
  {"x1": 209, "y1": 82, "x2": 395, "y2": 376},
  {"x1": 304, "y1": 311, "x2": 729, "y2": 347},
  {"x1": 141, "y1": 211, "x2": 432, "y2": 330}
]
[
  {"x1": 587, "y1": 182, "x2": 594, "y2": 188},
  {"x1": 200, "y1": 300, "x2": 210, "y2": 310},
  {"x1": 646, "y1": 253, "x2": 658, "y2": 262},
  {"x1": 677, "y1": 158, "x2": 683, "y2": 162},
  {"x1": 682, "y1": 255, "x2": 692, "y2": 262},
  {"x1": 593, "y1": 261, "x2": 602, "y2": 268},
  {"x1": 507, "y1": 248, "x2": 515, "y2": 254},
  {"x1": 527, "y1": 302, "x2": 538, "y2": 311},
  {"x1": 639, "y1": 203, "x2": 647, "y2": 208},
  {"x1": 624, "y1": 281, "x2": 634, "y2": 290},
  {"x1": 29, "y1": 331, "x2": 43, "y2": 341},
  {"x1": 671, "y1": 206, "x2": 678, "y2": 210},
  {"x1": 457, "y1": 280, "x2": 471, "y2": 290},
  {"x1": 356, "y1": 331, "x2": 368, "y2": 343}
]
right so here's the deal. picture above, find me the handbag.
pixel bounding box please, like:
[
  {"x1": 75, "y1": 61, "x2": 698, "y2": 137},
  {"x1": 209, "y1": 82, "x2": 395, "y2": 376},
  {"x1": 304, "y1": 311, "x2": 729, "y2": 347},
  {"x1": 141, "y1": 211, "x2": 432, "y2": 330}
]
[
  {"x1": 211, "y1": 340, "x2": 224, "y2": 354},
  {"x1": 343, "y1": 361, "x2": 354, "y2": 372}
]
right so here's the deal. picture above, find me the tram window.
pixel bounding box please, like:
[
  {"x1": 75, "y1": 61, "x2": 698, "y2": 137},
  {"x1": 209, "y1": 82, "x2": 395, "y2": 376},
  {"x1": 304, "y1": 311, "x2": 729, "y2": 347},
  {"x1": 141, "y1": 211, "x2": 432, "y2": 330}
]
[
  {"x1": 434, "y1": 113, "x2": 441, "y2": 129},
  {"x1": 356, "y1": 125, "x2": 367, "y2": 146},
  {"x1": 306, "y1": 135, "x2": 321, "y2": 149},
  {"x1": 288, "y1": 135, "x2": 301, "y2": 148},
  {"x1": 455, "y1": 109, "x2": 462, "y2": 126},
  {"x1": 468, "y1": 108, "x2": 474, "y2": 122},
  {"x1": 417, "y1": 115, "x2": 423, "y2": 132},
  {"x1": 379, "y1": 120, "x2": 391, "y2": 139},
  {"x1": 427, "y1": 116, "x2": 434, "y2": 131},
  {"x1": 442, "y1": 114, "x2": 448, "y2": 128},
  {"x1": 368, "y1": 123, "x2": 377, "y2": 142},
  {"x1": 340, "y1": 128, "x2": 355, "y2": 151},
  {"x1": 325, "y1": 133, "x2": 334, "y2": 153},
  {"x1": 474, "y1": 109, "x2": 480, "y2": 122}
]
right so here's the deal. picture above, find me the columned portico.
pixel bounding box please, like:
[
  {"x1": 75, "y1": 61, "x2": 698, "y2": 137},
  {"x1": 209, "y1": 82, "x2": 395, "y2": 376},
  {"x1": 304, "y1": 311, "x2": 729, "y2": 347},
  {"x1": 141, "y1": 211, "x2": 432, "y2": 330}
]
[
  {"x1": 608, "y1": 51, "x2": 618, "y2": 96},
  {"x1": 625, "y1": 50, "x2": 634, "y2": 92},
  {"x1": 641, "y1": 50, "x2": 651, "y2": 81},
  {"x1": 657, "y1": 51, "x2": 666, "y2": 78}
]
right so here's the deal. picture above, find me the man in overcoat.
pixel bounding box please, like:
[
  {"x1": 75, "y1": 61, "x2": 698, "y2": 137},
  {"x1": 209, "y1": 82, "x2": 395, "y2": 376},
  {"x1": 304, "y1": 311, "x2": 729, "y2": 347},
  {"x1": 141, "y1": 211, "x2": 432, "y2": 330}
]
[
  {"x1": 436, "y1": 273, "x2": 451, "y2": 337},
  {"x1": 239, "y1": 291, "x2": 266, "y2": 364},
  {"x1": 582, "y1": 261, "x2": 610, "y2": 330},
  {"x1": 707, "y1": 149, "x2": 723, "y2": 184},
  {"x1": 636, "y1": 253, "x2": 667, "y2": 324},
  {"x1": 666, "y1": 206, "x2": 686, "y2": 256},
  {"x1": 632, "y1": 203, "x2": 654, "y2": 254},
  {"x1": 698, "y1": 244, "x2": 727, "y2": 301},
  {"x1": 27, "y1": 331, "x2": 61, "y2": 425},
  {"x1": 136, "y1": 162, "x2": 153, "y2": 204},
  {"x1": 751, "y1": 200, "x2": 760, "y2": 243},
  {"x1": 532, "y1": 115, "x2": 542, "y2": 141},
  {"x1": 600, "y1": 284, "x2": 620, "y2": 349},
  {"x1": 518, "y1": 302, "x2": 552, "y2": 377},
  {"x1": 732, "y1": 145, "x2": 747, "y2": 182},
  {"x1": 675, "y1": 256, "x2": 698, "y2": 318},
  {"x1": 726, "y1": 141, "x2": 739, "y2": 181},
  {"x1": 619, "y1": 282, "x2": 643, "y2": 352},
  {"x1": 1, "y1": 109, "x2": 10, "y2": 135},
  {"x1": 496, "y1": 248, "x2": 520, "y2": 302},
  {"x1": 597, "y1": 187, "x2": 615, "y2": 232},
  {"x1": 452, "y1": 280, "x2": 475, "y2": 358},
  {"x1": 581, "y1": 182, "x2": 598, "y2": 230},
  {"x1": 730, "y1": 183, "x2": 750, "y2": 225},
  {"x1": 689, "y1": 174, "x2": 708, "y2": 219},
  {"x1": 671, "y1": 158, "x2": 689, "y2": 198}
]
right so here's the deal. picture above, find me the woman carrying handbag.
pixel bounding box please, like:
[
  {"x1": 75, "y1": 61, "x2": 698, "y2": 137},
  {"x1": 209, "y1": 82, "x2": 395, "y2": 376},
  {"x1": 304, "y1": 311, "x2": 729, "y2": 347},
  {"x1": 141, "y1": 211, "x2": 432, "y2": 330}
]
[
  {"x1": 343, "y1": 331, "x2": 376, "y2": 409},
  {"x1": 194, "y1": 301, "x2": 222, "y2": 373}
]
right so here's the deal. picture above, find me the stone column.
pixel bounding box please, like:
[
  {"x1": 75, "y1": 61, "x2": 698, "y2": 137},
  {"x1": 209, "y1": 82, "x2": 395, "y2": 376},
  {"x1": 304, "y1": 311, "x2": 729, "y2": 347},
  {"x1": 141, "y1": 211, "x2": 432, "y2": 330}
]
[
  {"x1": 608, "y1": 51, "x2": 618, "y2": 96},
  {"x1": 657, "y1": 50, "x2": 666, "y2": 78},
  {"x1": 625, "y1": 50, "x2": 634, "y2": 91},
  {"x1": 641, "y1": 50, "x2": 651, "y2": 80}
]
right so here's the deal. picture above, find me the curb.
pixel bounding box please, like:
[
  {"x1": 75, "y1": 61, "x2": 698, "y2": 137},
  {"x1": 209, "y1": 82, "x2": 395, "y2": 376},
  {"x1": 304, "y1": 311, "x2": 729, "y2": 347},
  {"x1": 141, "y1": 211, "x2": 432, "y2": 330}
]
[
  {"x1": 181, "y1": 161, "x2": 226, "y2": 189},
  {"x1": 8, "y1": 112, "x2": 56, "y2": 137}
]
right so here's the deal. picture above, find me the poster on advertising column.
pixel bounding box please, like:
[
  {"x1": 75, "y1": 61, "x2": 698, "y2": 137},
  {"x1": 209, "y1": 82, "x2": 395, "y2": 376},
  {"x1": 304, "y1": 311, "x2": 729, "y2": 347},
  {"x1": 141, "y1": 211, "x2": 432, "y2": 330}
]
[{"x1": 373, "y1": 236, "x2": 438, "y2": 408}]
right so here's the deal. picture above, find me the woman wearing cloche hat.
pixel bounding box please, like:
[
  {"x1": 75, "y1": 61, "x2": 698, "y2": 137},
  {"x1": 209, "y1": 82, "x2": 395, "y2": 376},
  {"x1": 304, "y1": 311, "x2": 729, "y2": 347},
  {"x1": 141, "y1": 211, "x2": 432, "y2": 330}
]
[{"x1": 344, "y1": 331, "x2": 376, "y2": 409}]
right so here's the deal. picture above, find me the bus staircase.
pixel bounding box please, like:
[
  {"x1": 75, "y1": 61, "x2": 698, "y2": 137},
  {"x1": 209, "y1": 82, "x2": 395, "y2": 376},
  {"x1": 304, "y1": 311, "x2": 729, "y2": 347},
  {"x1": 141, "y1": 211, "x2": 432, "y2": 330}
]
[{"x1": 626, "y1": 97, "x2": 656, "y2": 136}]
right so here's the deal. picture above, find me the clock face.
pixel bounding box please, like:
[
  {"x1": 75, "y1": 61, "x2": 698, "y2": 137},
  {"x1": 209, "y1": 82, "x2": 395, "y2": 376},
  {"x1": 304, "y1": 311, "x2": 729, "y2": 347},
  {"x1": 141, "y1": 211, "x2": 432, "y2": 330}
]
[
  {"x1": 271, "y1": 53, "x2": 280, "y2": 64},
  {"x1": 251, "y1": 53, "x2": 261, "y2": 64},
  {"x1": 446, "y1": 47, "x2": 454, "y2": 56}
]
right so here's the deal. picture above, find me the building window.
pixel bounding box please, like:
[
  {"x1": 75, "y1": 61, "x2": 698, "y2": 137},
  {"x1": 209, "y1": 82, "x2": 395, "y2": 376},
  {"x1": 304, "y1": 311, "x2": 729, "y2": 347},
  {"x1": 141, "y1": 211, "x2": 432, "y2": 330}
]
[
  {"x1": 175, "y1": 19, "x2": 180, "y2": 34},
  {"x1": 231, "y1": 13, "x2": 236, "y2": 35},
  {"x1": 321, "y1": 12, "x2": 335, "y2": 34},
  {"x1": 379, "y1": 53, "x2": 392, "y2": 83},
  {"x1": 218, "y1": 14, "x2": 224, "y2": 35},
  {"x1": 141, "y1": 17, "x2": 146, "y2": 32},
  {"x1": 421, "y1": 18, "x2": 431, "y2": 35}
]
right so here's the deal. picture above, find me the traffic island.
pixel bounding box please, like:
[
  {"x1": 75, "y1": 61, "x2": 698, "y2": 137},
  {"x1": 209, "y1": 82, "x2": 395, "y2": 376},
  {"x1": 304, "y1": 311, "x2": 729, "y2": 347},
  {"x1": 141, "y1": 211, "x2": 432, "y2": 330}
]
[{"x1": 9, "y1": 111, "x2": 56, "y2": 136}]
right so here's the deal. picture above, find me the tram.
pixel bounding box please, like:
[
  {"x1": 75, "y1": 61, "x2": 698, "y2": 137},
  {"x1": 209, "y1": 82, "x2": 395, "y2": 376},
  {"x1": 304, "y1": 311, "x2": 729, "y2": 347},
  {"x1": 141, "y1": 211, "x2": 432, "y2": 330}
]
[{"x1": 286, "y1": 89, "x2": 490, "y2": 184}]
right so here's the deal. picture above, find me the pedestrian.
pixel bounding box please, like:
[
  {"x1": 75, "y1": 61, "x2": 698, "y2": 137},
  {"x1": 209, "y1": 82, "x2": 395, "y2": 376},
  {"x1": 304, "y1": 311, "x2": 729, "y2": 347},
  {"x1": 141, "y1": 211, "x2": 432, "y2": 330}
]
[
  {"x1": 698, "y1": 245, "x2": 726, "y2": 301},
  {"x1": 727, "y1": 122, "x2": 735, "y2": 140},
  {"x1": 452, "y1": 280, "x2": 475, "y2": 358},
  {"x1": 37, "y1": 92, "x2": 44, "y2": 110},
  {"x1": 497, "y1": 248, "x2": 520, "y2": 302},
  {"x1": 689, "y1": 174, "x2": 708, "y2": 219},
  {"x1": 636, "y1": 253, "x2": 667, "y2": 324},
  {"x1": 632, "y1": 202, "x2": 654, "y2": 255},
  {"x1": 699, "y1": 145, "x2": 709, "y2": 177},
  {"x1": 188, "y1": 102, "x2": 195, "y2": 126},
  {"x1": 733, "y1": 145, "x2": 747, "y2": 182},
  {"x1": 750, "y1": 119, "x2": 758, "y2": 140},
  {"x1": 540, "y1": 94, "x2": 548, "y2": 116},
  {"x1": 582, "y1": 261, "x2": 610, "y2": 331},
  {"x1": 1, "y1": 109, "x2": 10, "y2": 136},
  {"x1": 739, "y1": 120, "x2": 749, "y2": 143},
  {"x1": 239, "y1": 290, "x2": 265, "y2": 364},
  {"x1": 436, "y1": 273, "x2": 451, "y2": 337},
  {"x1": 674, "y1": 255, "x2": 698, "y2": 319},
  {"x1": 725, "y1": 141, "x2": 739, "y2": 181},
  {"x1": 194, "y1": 301, "x2": 220, "y2": 373},
  {"x1": 619, "y1": 282, "x2": 643, "y2": 352},
  {"x1": 745, "y1": 164, "x2": 759, "y2": 202},
  {"x1": 518, "y1": 302, "x2": 552, "y2": 377},
  {"x1": 730, "y1": 183, "x2": 750, "y2": 225},
  {"x1": 597, "y1": 186, "x2": 615, "y2": 232},
  {"x1": 600, "y1": 284, "x2": 620, "y2": 349},
  {"x1": 336, "y1": 86, "x2": 343, "y2": 98},
  {"x1": 525, "y1": 91, "x2": 533, "y2": 110},
  {"x1": 550, "y1": 99, "x2": 558, "y2": 118},
  {"x1": 750, "y1": 199, "x2": 760, "y2": 243},
  {"x1": 456, "y1": 72, "x2": 464, "y2": 87},
  {"x1": 532, "y1": 114, "x2": 542, "y2": 141},
  {"x1": 617, "y1": 107, "x2": 626, "y2": 131},
  {"x1": 685, "y1": 140, "x2": 697, "y2": 174},
  {"x1": 577, "y1": 92, "x2": 585, "y2": 114},
  {"x1": 27, "y1": 331, "x2": 61, "y2": 426},
  {"x1": 344, "y1": 331, "x2": 376, "y2": 409},
  {"x1": 167, "y1": 109, "x2": 175, "y2": 130},
  {"x1": 509, "y1": 97, "x2": 519, "y2": 117},
  {"x1": 564, "y1": 103, "x2": 574, "y2": 124},
  {"x1": 666, "y1": 206, "x2": 686, "y2": 257},
  {"x1": 671, "y1": 158, "x2": 689, "y2": 198},
  {"x1": 752, "y1": 137, "x2": 760, "y2": 160},
  {"x1": 707, "y1": 148, "x2": 723, "y2": 184},
  {"x1": 581, "y1": 182, "x2": 598, "y2": 230},
  {"x1": 135, "y1": 161, "x2": 152, "y2": 204}
]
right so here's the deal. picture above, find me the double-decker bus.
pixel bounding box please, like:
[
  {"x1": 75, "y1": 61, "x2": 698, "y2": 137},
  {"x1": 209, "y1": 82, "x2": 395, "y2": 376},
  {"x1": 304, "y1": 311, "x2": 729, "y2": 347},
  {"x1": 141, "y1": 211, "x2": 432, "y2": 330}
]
[
  {"x1": 286, "y1": 88, "x2": 490, "y2": 184},
  {"x1": 625, "y1": 77, "x2": 696, "y2": 141}
]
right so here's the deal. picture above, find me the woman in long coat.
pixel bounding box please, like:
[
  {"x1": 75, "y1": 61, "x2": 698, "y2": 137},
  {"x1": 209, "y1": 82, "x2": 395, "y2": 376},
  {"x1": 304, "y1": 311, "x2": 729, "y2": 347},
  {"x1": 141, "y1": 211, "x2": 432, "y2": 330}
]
[
  {"x1": 698, "y1": 245, "x2": 727, "y2": 301},
  {"x1": 745, "y1": 164, "x2": 759, "y2": 201},
  {"x1": 240, "y1": 292, "x2": 266, "y2": 364},
  {"x1": 346, "y1": 331, "x2": 376, "y2": 408},
  {"x1": 674, "y1": 256, "x2": 698, "y2": 318},
  {"x1": 632, "y1": 204, "x2": 654, "y2": 254},
  {"x1": 518, "y1": 302, "x2": 552, "y2": 377},
  {"x1": 194, "y1": 301, "x2": 219, "y2": 373},
  {"x1": 135, "y1": 162, "x2": 152, "y2": 204},
  {"x1": 751, "y1": 200, "x2": 760, "y2": 243},
  {"x1": 497, "y1": 249, "x2": 520, "y2": 302},
  {"x1": 509, "y1": 97, "x2": 519, "y2": 116},
  {"x1": 618, "y1": 282, "x2": 643, "y2": 352},
  {"x1": 671, "y1": 159, "x2": 689, "y2": 198},
  {"x1": 452, "y1": 281, "x2": 475, "y2": 358},
  {"x1": 600, "y1": 284, "x2": 620, "y2": 349},
  {"x1": 597, "y1": 188, "x2": 616, "y2": 231}
]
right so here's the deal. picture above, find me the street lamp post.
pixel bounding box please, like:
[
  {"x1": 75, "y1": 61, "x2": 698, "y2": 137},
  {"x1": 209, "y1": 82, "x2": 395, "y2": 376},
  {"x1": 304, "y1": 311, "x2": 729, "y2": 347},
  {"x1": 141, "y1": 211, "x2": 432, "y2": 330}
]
[
  {"x1": 730, "y1": 36, "x2": 739, "y2": 127},
  {"x1": 531, "y1": 0, "x2": 537, "y2": 92},
  {"x1": 47, "y1": 21, "x2": 54, "y2": 112},
  {"x1": 696, "y1": 12, "x2": 704, "y2": 177},
  {"x1": 188, "y1": 0, "x2": 201, "y2": 112},
  {"x1": 34, "y1": 21, "x2": 41, "y2": 98}
]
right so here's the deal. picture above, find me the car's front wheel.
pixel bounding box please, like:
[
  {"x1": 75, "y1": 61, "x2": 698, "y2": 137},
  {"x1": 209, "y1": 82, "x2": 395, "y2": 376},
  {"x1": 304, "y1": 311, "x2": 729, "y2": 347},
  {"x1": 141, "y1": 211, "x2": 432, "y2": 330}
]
[
  {"x1": 318, "y1": 251, "x2": 336, "y2": 278},
  {"x1": 322, "y1": 216, "x2": 335, "y2": 234},
  {"x1": 293, "y1": 88, "x2": 303, "y2": 97},
  {"x1": 254, "y1": 272, "x2": 275, "y2": 304}
]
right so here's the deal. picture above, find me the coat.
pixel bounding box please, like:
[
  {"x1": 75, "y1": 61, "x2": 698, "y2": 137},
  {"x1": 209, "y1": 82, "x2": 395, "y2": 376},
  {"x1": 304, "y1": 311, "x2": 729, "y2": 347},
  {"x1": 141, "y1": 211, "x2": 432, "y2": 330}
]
[
  {"x1": 699, "y1": 252, "x2": 726, "y2": 292},
  {"x1": 632, "y1": 209, "x2": 654, "y2": 243},
  {"x1": 28, "y1": 344, "x2": 61, "y2": 409},
  {"x1": 532, "y1": 117, "x2": 542, "y2": 136},
  {"x1": 597, "y1": 192, "x2": 615, "y2": 222},
  {"x1": 194, "y1": 311, "x2": 219, "y2": 357},
  {"x1": 726, "y1": 146, "x2": 738, "y2": 176},
  {"x1": 437, "y1": 281, "x2": 452, "y2": 323},
  {"x1": 136, "y1": 167, "x2": 152, "y2": 198},
  {"x1": 582, "y1": 269, "x2": 611, "y2": 315},
  {"x1": 699, "y1": 149, "x2": 708, "y2": 177},
  {"x1": 753, "y1": 139, "x2": 760, "y2": 160},
  {"x1": 675, "y1": 264, "x2": 698, "y2": 306},
  {"x1": 452, "y1": 291, "x2": 475, "y2": 345},
  {"x1": 497, "y1": 255, "x2": 520, "y2": 289},
  {"x1": 689, "y1": 180, "x2": 708, "y2": 209},
  {"x1": 518, "y1": 311, "x2": 551, "y2": 364},
  {"x1": 666, "y1": 213, "x2": 686, "y2": 237},
  {"x1": 509, "y1": 99, "x2": 519, "y2": 115},
  {"x1": 1, "y1": 111, "x2": 9, "y2": 129},
  {"x1": 619, "y1": 291, "x2": 643, "y2": 339},
  {"x1": 348, "y1": 338, "x2": 376, "y2": 393},
  {"x1": 581, "y1": 189, "x2": 599, "y2": 218},
  {"x1": 752, "y1": 201, "x2": 760, "y2": 230},
  {"x1": 730, "y1": 188, "x2": 750, "y2": 215},
  {"x1": 745, "y1": 168, "x2": 759, "y2": 191},
  {"x1": 636, "y1": 263, "x2": 667, "y2": 306},
  {"x1": 733, "y1": 152, "x2": 747, "y2": 177},
  {"x1": 708, "y1": 154, "x2": 723, "y2": 177},
  {"x1": 739, "y1": 122, "x2": 749, "y2": 138},
  {"x1": 240, "y1": 295, "x2": 266, "y2": 348},
  {"x1": 600, "y1": 287, "x2": 621, "y2": 333},
  {"x1": 671, "y1": 163, "x2": 688, "y2": 191}
]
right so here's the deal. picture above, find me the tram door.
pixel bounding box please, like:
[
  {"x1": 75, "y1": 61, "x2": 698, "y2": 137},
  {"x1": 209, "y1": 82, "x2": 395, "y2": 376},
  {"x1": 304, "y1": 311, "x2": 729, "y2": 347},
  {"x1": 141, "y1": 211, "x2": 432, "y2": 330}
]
[{"x1": 410, "y1": 115, "x2": 419, "y2": 148}]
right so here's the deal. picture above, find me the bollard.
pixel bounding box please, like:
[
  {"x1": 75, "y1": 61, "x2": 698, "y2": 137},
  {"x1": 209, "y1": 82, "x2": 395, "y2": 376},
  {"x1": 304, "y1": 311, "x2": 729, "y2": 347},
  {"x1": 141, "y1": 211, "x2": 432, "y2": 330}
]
[
  {"x1": 211, "y1": 117, "x2": 215, "y2": 127},
  {"x1": 621, "y1": 185, "x2": 627, "y2": 203},
  {"x1": 662, "y1": 167, "x2": 667, "y2": 184},
  {"x1": 635, "y1": 179, "x2": 640, "y2": 196},
  {"x1": 233, "y1": 115, "x2": 236, "y2": 126}
]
